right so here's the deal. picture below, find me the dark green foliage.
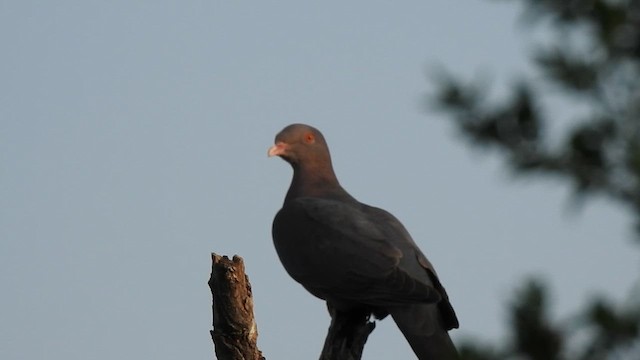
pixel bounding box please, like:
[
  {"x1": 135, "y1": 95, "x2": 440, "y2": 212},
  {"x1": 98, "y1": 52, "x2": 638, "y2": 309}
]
[
  {"x1": 432, "y1": 0, "x2": 640, "y2": 359},
  {"x1": 533, "y1": 46, "x2": 599, "y2": 93},
  {"x1": 457, "y1": 280, "x2": 640, "y2": 360},
  {"x1": 509, "y1": 280, "x2": 563, "y2": 360},
  {"x1": 577, "y1": 297, "x2": 640, "y2": 360},
  {"x1": 457, "y1": 341, "x2": 505, "y2": 360},
  {"x1": 434, "y1": 0, "x2": 640, "y2": 234}
]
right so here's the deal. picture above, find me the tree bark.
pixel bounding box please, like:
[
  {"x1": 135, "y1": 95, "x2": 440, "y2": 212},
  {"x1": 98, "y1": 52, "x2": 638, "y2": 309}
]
[
  {"x1": 319, "y1": 305, "x2": 376, "y2": 360},
  {"x1": 209, "y1": 253, "x2": 264, "y2": 360}
]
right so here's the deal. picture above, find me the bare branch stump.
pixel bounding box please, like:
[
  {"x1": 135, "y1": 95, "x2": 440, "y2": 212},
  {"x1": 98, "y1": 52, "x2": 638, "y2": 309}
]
[
  {"x1": 319, "y1": 306, "x2": 376, "y2": 360},
  {"x1": 209, "y1": 253, "x2": 264, "y2": 360}
]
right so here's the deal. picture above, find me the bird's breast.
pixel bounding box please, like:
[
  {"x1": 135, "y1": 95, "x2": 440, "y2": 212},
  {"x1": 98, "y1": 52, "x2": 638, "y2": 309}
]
[{"x1": 271, "y1": 206, "x2": 353, "y2": 290}]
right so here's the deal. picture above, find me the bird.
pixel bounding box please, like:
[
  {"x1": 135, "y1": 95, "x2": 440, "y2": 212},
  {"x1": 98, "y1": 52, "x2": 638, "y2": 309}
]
[{"x1": 268, "y1": 123, "x2": 459, "y2": 359}]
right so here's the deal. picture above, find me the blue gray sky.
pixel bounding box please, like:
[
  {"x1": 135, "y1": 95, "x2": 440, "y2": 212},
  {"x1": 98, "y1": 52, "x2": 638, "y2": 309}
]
[{"x1": 1, "y1": 1, "x2": 637, "y2": 359}]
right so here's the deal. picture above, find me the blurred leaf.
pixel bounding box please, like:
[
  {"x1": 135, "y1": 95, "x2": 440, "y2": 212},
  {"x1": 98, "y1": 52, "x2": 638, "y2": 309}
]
[
  {"x1": 577, "y1": 297, "x2": 640, "y2": 359},
  {"x1": 509, "y1": 279, "x2": 564, "y2": 360},
  {"x1": 458, "y1": 341, "x2": 505, "y2": 360},
  {"x1": 535, "y1": 47, "x2": 599, "y2": 93},
  {"x1": 566, "y1": 119, "x2": 615, "y2": 191},
  {"x1": 626, "y1": 139, "x2": 640, "y2": 179}
]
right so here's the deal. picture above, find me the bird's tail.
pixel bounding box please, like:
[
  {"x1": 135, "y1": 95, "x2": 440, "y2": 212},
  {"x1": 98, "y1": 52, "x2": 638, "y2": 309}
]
[{"x1": 390, "y1": 304, "x2": 459, "y2": 360}]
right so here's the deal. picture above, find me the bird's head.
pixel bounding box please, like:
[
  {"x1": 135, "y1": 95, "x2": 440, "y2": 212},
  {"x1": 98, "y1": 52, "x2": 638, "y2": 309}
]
[{"x1": 268, "y1": 124, "x2": 332, "y2": 168}]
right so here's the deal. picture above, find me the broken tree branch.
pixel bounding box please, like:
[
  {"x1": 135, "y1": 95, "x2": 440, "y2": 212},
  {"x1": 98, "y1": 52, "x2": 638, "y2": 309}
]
[
  {"x1": 209, "y1": 253, "x2": 264, "y2": 360},
  {"x1": 319, "y1": 305, "x2": 376, "y2": 360}
]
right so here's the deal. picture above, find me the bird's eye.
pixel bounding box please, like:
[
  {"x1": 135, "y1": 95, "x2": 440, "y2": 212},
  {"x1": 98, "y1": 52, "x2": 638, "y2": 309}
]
[{"x1": 304, "y1": 133, "x2": 315, "y2": 143}]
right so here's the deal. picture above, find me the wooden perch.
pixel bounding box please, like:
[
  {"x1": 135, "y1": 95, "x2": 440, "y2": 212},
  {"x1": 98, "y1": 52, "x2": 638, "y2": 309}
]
[
  {"x1": 209, "y1": 253, "x2": 264, "y2": 360},
  {"x1": 209, "y1": 253, "x2": 375, "y2": 360},
  {"x1": 319, "y1": 306, "x2": 376, "y2": 360}
]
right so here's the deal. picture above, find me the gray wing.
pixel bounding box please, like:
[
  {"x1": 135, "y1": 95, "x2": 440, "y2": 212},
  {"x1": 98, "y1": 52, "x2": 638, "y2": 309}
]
[
  {"x1": 361, "y1": 204, "x2": 459, "y2": 330},
  {"x1": 272, "y1": 197, "x2": 441, "y2": 307}
]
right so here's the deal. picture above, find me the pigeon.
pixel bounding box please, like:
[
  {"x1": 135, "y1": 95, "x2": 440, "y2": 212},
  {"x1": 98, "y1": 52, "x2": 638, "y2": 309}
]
[{"x1": 269, "y1": 124, "x2": 459, "y2": 359}]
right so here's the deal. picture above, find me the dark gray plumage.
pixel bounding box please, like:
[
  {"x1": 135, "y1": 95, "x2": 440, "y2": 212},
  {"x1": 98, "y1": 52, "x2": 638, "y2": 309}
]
[{"x1": 269, "y1": 124, "x2": 459, "y2": 359}]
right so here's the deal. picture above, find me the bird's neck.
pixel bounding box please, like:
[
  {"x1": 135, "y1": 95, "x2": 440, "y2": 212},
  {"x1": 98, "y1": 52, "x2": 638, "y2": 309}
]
[{"x1": 284, "y1": 162, "x2": 351, "y2": 203}]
